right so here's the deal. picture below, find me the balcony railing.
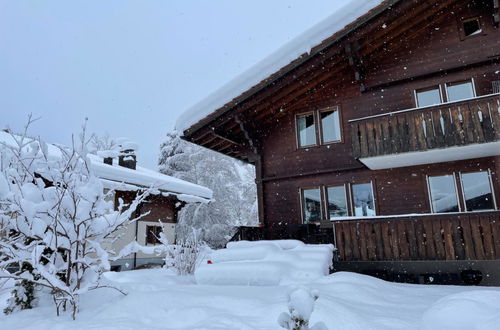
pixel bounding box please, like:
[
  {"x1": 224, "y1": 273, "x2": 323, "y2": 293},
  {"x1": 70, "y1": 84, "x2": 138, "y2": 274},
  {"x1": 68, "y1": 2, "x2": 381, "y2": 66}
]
[
  {"x1": 332, "y1": 211, "x2": 500, "y2": 262},
  {"x1": 350, "y1": 94, "x2": 500, "y2": 159}
]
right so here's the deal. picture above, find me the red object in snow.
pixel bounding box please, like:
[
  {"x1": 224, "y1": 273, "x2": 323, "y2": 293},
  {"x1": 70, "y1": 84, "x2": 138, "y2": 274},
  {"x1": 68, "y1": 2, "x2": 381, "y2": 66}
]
[{"x1": 207, "y1": 260, "x2": 212, "y2": 264}]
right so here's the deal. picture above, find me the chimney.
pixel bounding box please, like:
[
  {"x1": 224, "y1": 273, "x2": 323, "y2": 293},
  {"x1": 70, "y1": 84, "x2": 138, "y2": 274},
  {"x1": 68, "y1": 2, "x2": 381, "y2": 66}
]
[
  {"x1": 118, "y1": 149, "x2": 137, "y2": 170},
  {"x1": 116, "y1": 139, "x2": 139, "y2": 170}
]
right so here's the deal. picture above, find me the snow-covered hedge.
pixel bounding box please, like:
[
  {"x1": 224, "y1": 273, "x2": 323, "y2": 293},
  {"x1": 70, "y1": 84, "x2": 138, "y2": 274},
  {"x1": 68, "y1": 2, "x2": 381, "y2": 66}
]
[{"x1": 195, "y1": 240, "x2": 334, "y2": 286}]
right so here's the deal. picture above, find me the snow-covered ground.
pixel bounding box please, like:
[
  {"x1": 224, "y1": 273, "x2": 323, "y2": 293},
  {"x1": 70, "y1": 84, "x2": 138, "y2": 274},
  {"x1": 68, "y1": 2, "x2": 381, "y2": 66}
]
[{"x1": 1, "y1": 269, "x2": 499, "y2": 330}]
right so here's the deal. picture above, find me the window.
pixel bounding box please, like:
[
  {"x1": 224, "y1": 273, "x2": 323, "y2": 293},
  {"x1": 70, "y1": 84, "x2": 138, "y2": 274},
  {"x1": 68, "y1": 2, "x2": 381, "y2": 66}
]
[
  {"x1": 146, "y1": 225, "x2": 162, "y2": 245},
  {"x1": 461, "y1": 171, "x2": 495, "y2": 211},
  {"x1": 463, "y1": 18, "x2": 481, "y2": 37},
  {"x1": 301, "y1": 188, "x2": 322, "y2": 223},
  {"x1": 446, "y1": 80, "x2": 475, "y2": 102},
  {"x1": 296, "y1": 113, "x2": 316, "y2": 147},
  {"x1": 326, "y1": 185, "x2": 348, "y2": 219},
  {"x1": 492, "y1": 81, "x2": 500, "y2": 94},
  {"x1": 416, "y1": 86, "x2": 442, "y2": 107},
  {"x1": 351, "y1": 183, "x2": 376, "y2": 217},
  {"x1": 428, "y1": 174, "x2": 460, "y2": 213},
  {"x1": 320, "y1": 108, "x2": 341, "y2": 143}
]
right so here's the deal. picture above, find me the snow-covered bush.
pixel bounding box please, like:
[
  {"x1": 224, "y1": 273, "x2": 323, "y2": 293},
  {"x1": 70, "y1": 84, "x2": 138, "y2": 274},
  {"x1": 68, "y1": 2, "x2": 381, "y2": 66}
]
[
  {"x1": 158, "y1": 130, "x2": 258, "y2": 248},
  {"x1": 3, "y1": 279, "x2": 37, "y2": 314},
  {"x1": 0, "y1": 120, "x2": 149, "y2": 319},
  {"x1": 162, "y1": 228, "x2": 206, "y2": 275},
  {"x1": 278, "y1": 287, "x2": 328, "y2": 330}
]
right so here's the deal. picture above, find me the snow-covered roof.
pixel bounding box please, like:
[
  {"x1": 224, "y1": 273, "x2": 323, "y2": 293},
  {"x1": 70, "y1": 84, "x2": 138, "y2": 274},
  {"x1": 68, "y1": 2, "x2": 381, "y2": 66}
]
[
  {"x1": 89, "y1": 154, "x2": 212, "y2": 201},
  {"x1": 0, "y1": 131, "x2": 212, "y2": 201},
  {"x1": 176, "y1": 0, "x2": 388, "y2": 132}
]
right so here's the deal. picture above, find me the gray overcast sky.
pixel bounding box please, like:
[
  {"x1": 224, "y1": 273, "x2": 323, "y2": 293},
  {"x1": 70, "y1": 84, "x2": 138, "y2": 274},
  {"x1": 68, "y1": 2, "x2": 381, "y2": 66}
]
[{"x1": 0, "y1": 0, "x2": 348, "y2": 168}]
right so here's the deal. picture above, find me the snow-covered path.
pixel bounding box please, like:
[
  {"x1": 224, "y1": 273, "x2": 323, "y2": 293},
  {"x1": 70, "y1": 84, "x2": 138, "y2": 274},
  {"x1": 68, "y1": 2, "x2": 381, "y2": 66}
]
[{"x1": 1, "y1": 269, "x2": 499, "y2": 330}]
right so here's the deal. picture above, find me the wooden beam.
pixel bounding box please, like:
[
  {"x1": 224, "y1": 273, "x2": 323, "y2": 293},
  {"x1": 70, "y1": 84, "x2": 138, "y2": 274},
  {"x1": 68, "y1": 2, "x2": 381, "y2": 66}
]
[
  {"x1": 345, "y1": 41, "x2": 366, "y2": 92},
  {"x1": 493, "y1": 0, "x2": 499, "y2": 26},
  {"x1": 359, "y1": 0, "x2": 459, "y2": 58},
  {"x1": 211, "y1": 131, "x2": 244, "y2": 147},
  {"x1": 253, "y1": 59, "x2": 349, "y2": 122},
  {"x1": 234, "y1": 115, "x2": 259, "y2": 154}
]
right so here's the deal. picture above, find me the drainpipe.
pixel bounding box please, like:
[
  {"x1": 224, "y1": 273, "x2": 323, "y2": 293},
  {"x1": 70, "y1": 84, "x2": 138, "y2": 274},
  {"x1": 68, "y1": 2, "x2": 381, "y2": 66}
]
[{"x1": 133, "y1": 200, "x2": 142, "y2": 269}]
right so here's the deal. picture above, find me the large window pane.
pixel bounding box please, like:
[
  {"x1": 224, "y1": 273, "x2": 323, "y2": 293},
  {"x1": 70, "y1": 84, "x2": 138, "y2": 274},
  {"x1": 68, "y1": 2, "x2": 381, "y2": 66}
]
[
  {"x1": 297, "y1": 114, "x2": 316, "y2": 147},
  {"x1": 326, "y1": 186, "x2": 348, "y2": 219},
  {"x1": 416, "y1": 87, "x2": 442, "y2": 107},
  {"x1": 461, "y1": 171, "x2": 495, "y2": 211},
  {"x1": 428, "y1": 175, "x2": 459, "y2": 213},
  {"x1": 352, "y1": 183, "x2": 376, "y2": 217},
  {"x1": 446, "y1": 80, "x2": 475, "y2": 102},
  {"x1": 302, "y1": 188, "x2": 322, "y2": 223},
  {"x1": 321, "y1": 109, "x2": 341, "y2": 143}
]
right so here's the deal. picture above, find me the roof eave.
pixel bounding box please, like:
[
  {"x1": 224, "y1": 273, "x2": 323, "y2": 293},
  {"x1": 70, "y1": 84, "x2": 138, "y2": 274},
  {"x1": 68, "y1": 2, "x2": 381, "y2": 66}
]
[{"x1": 183, "y1": 0, "x2": 401, "y2": 137}]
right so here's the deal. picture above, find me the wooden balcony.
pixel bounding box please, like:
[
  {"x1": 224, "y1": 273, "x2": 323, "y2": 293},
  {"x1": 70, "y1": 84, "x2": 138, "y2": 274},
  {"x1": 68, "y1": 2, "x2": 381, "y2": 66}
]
[
  {"x1": 333, "y1": 211, "x2": 500, "y2": 262},
  {"x1": 350, "y1": 94, "x2": 500, "y2": 168}
]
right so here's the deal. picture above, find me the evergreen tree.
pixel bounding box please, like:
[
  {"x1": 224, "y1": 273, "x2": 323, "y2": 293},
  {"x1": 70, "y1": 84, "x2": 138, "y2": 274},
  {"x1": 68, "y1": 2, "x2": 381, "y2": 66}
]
[{"x1": 158, "y1": 130, "x2": 258, "y2": 248}]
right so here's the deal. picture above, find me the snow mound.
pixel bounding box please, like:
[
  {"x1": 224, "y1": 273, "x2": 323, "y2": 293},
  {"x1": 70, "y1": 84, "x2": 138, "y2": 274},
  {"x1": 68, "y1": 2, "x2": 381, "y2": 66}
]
[
  {"x1": 195, "y1": 240, "x2": 334, "y2": 286},
  {"x1": 421, "y1": 290, "x2": 500, "y2": 330}
]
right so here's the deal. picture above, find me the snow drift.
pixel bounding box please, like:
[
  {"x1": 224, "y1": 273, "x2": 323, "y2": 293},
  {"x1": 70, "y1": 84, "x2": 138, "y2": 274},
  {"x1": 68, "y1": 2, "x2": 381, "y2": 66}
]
[
  {"x1": 421, "y1": 290, "x2": 500, "y2": 330},
  {"x1": 194, "y1": 240, "x2": 334, "y2": 286}
]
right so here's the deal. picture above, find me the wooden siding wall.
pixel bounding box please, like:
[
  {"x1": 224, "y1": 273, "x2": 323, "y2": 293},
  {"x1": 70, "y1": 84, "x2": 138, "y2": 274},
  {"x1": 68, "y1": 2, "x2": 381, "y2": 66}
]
[
  {"x1": 258, "y1": 3, "x2": 500, "y2": 230},
  {"x1": 115, "y1": 191, "x2": 178, "y2": 223},
  {"x1": 263, "y1": 157, "x2": 500, "y2": 225},
  {"x1": 333, "y1": 212, "x2": 500, "y2": 262}
]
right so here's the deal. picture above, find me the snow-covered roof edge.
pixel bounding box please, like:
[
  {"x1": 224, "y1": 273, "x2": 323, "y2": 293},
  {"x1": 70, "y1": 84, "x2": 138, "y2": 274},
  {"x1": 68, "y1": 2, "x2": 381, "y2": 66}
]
[
  {"x1": 176, "y1": 0, "x2": 394, "y2": 133},
  {"x1": 0, "y1": 131, "x2": 213, "y2": 201}
]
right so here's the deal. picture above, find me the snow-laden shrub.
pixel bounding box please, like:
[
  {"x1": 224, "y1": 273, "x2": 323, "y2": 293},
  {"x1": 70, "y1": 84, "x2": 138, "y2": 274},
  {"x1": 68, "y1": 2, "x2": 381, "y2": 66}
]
[
  {"x1": 3, "y1": 279, "x2": 37, "y2": 314},
  {"x1": 278, "y1": 287, "x2": 328, "y2": 330},
  {"x1": 0, "y1": 120, "x2": 149, "y2": 319},
  {"x1": 158, "y1": 130, "x2": 258, "y2": 248},
  {"x1": 162, "y1": 229, "x2": 207, "y2": 275}
]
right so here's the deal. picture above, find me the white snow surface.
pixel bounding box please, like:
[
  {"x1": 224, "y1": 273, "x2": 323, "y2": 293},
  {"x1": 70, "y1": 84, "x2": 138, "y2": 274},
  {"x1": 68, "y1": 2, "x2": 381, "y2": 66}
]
[
  {"x1": 360, "y1": 141, "x2": 500, "y2": 170},
  {"x1": 1, "y1": 269, "x2": 500, "y2": 330},
  {"x1": 0, "y1": 131, "x2": 212, "y2": 200},
  {"x1": 176, "y1": 0, "x2": 385, "y2": 132},
  {"x1": 89, "y1": 154, "x2": 212, "y2": 200},
  {"x1": 195, "y1": 240, "x2": 334, "y2": 286}
]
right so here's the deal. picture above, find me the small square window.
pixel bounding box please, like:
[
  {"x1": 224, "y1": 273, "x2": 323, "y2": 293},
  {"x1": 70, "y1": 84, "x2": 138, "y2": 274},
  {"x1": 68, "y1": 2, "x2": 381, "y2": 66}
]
[
  {"x1": 146, "y1": 225, "x2": 162, "y2": 245},
  {"x1": 416, "y1": 86, "x2": 442, "y2": 107},
  {"x1": 301, "y1": 188, "x2": 322, "y2": 223},
  {"x1": 463, "y1": 18, "x2": 481, "y2": 37},
  {"x1": 296, "y1": 113, "x2": 317, "y2": 147}
]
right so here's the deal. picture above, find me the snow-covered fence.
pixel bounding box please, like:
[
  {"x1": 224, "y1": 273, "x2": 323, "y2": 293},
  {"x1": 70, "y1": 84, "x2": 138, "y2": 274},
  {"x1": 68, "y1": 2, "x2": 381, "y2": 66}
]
[{"x1": 195, "y1": 240, "x2": 334, "y2": 286}]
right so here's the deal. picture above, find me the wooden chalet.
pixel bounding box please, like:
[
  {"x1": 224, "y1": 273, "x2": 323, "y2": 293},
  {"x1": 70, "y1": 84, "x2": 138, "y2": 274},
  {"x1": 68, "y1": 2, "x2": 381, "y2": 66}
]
[
  {"x1": 90, "y1": 146, "x2": 212, "y2": 271},
  {"x1": 177, "y1": 0, "x2": 500, "y2": 285}
]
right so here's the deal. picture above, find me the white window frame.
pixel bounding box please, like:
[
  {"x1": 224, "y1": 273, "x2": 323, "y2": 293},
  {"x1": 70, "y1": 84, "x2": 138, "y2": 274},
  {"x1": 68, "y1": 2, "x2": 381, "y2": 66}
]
[
  {"x1": 295, "y1": 112, "x2": 318, "y2": 148},
  {"x1": 444, "y1": 78, "x2": 477, "y2": 103},
  {"x1": 300, "y1": 187, "x2": 323, "y2": 224},
  {"x1": 318, "y1": 106, "x2": 343, "y2": 144},
  {"x1": 459, "y1": 169, "x2": 497, "y2": 212},
  {"x1": 324, "y1": 184, "x2": 349, "y2": 220},
  {"x1": 415, "y1": 85, "x2": 443, "y2": 108},
  {"x1": 350, "y1": 181, "x2": 377, "y2": 217},
  {"x1": 426, "y1": 173, "x2": 462, "y2": 213}
]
